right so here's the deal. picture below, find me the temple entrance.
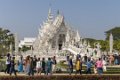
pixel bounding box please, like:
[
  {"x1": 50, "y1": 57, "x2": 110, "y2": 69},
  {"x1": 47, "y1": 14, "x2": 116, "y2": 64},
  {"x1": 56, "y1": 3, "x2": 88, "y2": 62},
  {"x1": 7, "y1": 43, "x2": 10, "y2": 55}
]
[
  {"x1": 58, "y1": 34, "x2": 65, "y2": 50},
  {"x1": 59, "y1": 44, "x2": 62, "y2": 50}
]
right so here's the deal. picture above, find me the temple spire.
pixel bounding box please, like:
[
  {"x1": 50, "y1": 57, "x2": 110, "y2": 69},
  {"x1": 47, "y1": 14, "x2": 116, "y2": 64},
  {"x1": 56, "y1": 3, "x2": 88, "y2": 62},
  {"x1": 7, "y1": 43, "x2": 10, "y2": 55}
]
[
  {"x1": 47, "y1": 8, "x2": 53, "y2": 23},
  {"x1": 75, "y1": 30, "x2": 80, "y2": 42}
]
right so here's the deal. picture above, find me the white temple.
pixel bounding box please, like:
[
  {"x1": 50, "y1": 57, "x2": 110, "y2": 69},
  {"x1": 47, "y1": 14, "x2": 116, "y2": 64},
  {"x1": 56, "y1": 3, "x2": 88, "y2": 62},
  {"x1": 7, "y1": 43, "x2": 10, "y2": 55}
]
[
  {"x1": 33, "y1": 8, "x2": 80, "y2": 55},
  {"x1": 31, "y1": 8, "x2": 101, "y2": 59}
]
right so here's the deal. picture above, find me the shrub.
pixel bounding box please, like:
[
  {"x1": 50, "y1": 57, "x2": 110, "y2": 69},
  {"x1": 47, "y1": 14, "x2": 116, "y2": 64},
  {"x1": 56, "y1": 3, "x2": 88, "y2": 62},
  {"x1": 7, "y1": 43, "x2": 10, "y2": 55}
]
[{"x1": 0, "y1": 75, "x2": 120, "y2": 80}]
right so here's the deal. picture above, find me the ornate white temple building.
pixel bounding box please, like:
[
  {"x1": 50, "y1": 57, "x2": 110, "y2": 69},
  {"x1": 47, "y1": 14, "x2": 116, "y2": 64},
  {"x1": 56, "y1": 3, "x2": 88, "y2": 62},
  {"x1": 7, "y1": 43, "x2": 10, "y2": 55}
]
[
  {"x1": 32, "y1": 8, "x2": 101, "y2": 59},
  {"x1": 33, "y1": 8, "x2": 81, "y2": 56}
]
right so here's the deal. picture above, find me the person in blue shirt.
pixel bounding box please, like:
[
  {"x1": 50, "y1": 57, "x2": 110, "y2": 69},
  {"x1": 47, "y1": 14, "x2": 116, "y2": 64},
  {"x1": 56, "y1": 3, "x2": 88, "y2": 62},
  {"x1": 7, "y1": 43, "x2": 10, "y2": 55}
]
[
  {"x1": 46, "y1": 58, "x2": 53, "y2": 75},
  {"x1": 18, "y1": 55, "x2": 23, "y2": 72},
  {"x1": 86, "y1": 59, "x2": 92, "y2": 74}
]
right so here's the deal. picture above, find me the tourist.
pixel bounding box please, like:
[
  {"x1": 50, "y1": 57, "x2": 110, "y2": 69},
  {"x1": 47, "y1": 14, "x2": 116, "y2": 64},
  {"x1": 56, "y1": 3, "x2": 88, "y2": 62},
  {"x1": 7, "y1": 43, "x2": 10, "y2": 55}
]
[
  {"x1": 86, "y1": 59, "x2": 92, "y2": 74},
  {"x1": 25, "y1": 56, "x2": 30, "y2": 75},
  {"x1": 28, "y1": 57, "x2": 34, "y2": 76},
  {"x1": 114, "y1": 54, "x2": 119, "y2": 65},
  {"x1": 46, "y1": 57, "x2": 53, "y2": 75},
  {"x1": 52, "y1": 56, "x2": 57, "y2": 73},
  {"x1": 101, "y1": 54, "x2": 106, "y2": 61},
  {"x1": 18, "y1": 55, "x2": 24, "y2": 72},
  {"x1": 109, "y1": 55, "x2": 114, "y2": 66},
  {"x1": 91, "y1": 57, "x2": 95, "y2": 64},
  {"x1": 5, "y1": 53, "x2": 11, "y2": 74},
  {"x1": 36, "y1": 58, "x2": 42, "y2": 75},
  {"x1": 96, "y1": 58, "x2": 103, "y2": 75},
  {"x1": 76, "y1": 54, "x2": 81, "y2": 59},
  {"x1": 23, "y1": 58, "x2": 26, "y2": 72},
  {"x1": 41, "y1": 58, "x2": 46, "y2": 74},
  {"x1": 67, "y1": 56, "x2": 73, "y2": 75},
  {"x1": 75, "y1": 57, "x2": 82, "y2": 75},
  {"x1": 102, "y1": 58, "x2": 107, "y2": 72},
  {"x1": 118, "y1": 55, "x2": 120, "y2": 65},
  {"x1": 94, "y1": 64, "x2": 97, "y2": 74},
  {"x1": 33, "y1": 55, "x2": 37, "y2": 73},
  {"x1": 9, "y1": 56, "x2": 16, "y2": 76},
  {"x1": 84, "y1": 54, "x2": 87, "y2": 64},
  {"x1": 106, "y1": 55, "x2": 109, "y2": 65}
]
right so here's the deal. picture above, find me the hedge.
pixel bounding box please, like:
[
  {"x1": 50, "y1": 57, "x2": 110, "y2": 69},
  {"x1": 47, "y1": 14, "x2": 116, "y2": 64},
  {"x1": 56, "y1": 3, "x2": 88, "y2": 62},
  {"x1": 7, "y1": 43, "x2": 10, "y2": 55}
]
[{"x1": 0, "y1": 75, "x2": 120, "y2": 80}]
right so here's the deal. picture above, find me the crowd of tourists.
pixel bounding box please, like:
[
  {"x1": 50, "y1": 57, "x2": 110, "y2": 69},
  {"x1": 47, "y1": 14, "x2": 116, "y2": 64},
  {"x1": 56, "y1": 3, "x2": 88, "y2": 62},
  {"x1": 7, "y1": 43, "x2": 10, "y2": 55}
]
[
  {"x1": 67, "y1": 53, "x2": 120, "y2": 75},
  {"x1": 4, "y1": 53, "x2": 120, "y2": 76},
  {"x1": 5, "y1": 53, "x2": 57, "y2": 76}
]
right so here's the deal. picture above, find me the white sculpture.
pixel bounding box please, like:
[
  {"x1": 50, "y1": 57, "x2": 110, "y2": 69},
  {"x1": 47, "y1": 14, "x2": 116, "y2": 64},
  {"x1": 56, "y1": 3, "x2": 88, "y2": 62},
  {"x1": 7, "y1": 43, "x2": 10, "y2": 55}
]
[
  {"x1": 75, "y1": 30, "x2": 80, "y2": 42},
  {"x1": 96, "y1": 42, "x2": 101, "y2": 58},
  {"x1": 109, "y1": 33, "x2": 113, "y2": 54},
  {"x1": 15, "y1": 33, "x2": 19, "y2": 55},
  {"x1": 66, "y1": 30, "x2": 70, "y2": 42}
]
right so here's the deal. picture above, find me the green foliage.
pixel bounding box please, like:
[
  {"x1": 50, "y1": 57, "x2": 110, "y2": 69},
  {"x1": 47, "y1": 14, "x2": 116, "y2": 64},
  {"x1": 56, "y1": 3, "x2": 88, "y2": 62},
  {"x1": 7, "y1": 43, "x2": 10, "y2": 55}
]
[
  {"x1": 98, "y1": 40, "x2": 109, "y2": 51},
  {"x1": 0, "y1": 28, "x2": 14, "y2": 56},
  {"x1": 0, "y1": 59, "x2": 6, "y2": 72},
  {"x1": 86, "y1": 26, "x2": 120, "y2": 51},
  {"x1": 104, "y1": 27, "x2": 120, "y2": 52},
  {"x1": 113, "y1": 40, "x2": 120, "y2": 52},
  {"x1": 20, "y1": 45, "x2": 31, "y2": 52},
  {"x1": 84, "y1": 38, "x2": 97, "y2": 48},
  {"x1": 85, "y1": 38, "x2": 110, "y2": 51},
  {"x1": 105, "y1": 27, "x2": 120, "y2": 40}
]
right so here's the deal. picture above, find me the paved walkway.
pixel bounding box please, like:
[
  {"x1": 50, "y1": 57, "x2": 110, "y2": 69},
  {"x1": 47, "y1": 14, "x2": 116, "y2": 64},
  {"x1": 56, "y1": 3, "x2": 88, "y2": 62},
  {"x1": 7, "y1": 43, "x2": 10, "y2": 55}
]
[{"x1": 0, "y1": 72, "x2": 120, "y2": 76}]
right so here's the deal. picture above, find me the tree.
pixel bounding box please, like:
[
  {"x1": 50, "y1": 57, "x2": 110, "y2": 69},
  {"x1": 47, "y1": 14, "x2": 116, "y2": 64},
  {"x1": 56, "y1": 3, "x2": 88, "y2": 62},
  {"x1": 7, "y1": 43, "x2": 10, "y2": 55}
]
[
  {"x1": 113, "y1": 40, "x2": 120, "y2": 52},
  {"x1": 85, "y1": 38, "x2": 110, "y2": 51},
  {"x1": 105, "y1": 27, "x2": 120, "y2": 52},
  {"x1": 20, "y1": 45, "x2": 31, "y2": 52},
  {"x1": 0, "y1": 28, "x2": 14, "y2": 56},
  {"x1": 98, "y1": 40, "x2": 109, "y2": 51},
  {"x1": 105, "y1": 27, "x2": 120, "y2": 40},
  {"x1": 84, "y1": 38, "x2": 97, "y2": 48}
]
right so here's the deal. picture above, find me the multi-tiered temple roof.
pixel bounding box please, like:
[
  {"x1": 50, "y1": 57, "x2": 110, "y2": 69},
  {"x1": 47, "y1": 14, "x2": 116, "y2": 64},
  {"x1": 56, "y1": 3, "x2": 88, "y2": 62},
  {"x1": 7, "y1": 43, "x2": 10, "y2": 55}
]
[{"x1": 33, "y1": 8, "x2": 81, "y2": 56}]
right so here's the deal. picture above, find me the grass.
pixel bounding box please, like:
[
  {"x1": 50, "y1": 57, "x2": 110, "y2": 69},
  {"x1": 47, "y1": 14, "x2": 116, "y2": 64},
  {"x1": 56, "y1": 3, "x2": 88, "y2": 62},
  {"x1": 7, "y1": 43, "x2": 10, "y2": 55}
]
[
  {"x1": 0, "y1": 58, "x2": 6, "y2": 72},
  {"x1": 57, "y1": 61, "x2": 120, "y2": 74}
]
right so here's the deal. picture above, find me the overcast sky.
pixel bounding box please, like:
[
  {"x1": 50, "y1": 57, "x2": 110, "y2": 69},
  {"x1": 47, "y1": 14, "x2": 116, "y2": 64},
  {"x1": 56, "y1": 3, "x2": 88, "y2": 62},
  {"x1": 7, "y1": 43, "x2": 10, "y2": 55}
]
[{"x1": 0, "y1": 0, "x2": 120, "y2": 40}]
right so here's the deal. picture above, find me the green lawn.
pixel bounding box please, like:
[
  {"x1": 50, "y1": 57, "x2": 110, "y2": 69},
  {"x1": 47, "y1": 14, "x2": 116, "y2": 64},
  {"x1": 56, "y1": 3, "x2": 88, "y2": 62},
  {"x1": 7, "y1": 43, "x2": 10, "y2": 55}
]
[
  {"x1": 57, "y1": 61, "x2": 120, "y2": 74},
  {"x1": 0, "y1": 58, "x2": 6, "y2": 72}
]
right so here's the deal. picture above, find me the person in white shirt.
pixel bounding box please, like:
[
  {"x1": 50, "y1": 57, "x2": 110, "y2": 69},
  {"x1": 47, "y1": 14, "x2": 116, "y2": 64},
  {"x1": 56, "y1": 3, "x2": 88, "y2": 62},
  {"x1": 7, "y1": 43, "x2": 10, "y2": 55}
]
[
  {"x1": 94, "y1": 64, "x2": 97, "y2": 74},
  {"x1": 5, "y1": 53, "x2": 11, "y2": 74},
  {"x1": 102, "y1": 59, "x2": 107, "y2": 72},
  {"x1": 52, "y1": 56, "x2": 57, "y2": 73},
  {"x1": 36, "y1": 58, "x2": 42, "y2": 75}
]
